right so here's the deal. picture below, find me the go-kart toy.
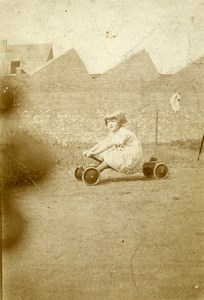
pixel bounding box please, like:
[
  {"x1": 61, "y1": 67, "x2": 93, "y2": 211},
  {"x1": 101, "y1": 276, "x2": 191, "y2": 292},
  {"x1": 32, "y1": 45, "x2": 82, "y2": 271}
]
[{"x1": 74, "y1": 156, "x2": 168, "y2": 186}]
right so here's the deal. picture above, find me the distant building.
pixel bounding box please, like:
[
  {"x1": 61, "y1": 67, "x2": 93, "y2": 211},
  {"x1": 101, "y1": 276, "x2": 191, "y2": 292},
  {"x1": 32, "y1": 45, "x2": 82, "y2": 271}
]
[
  {"x1": 1, "y1": 41, "x2": 203, "y2": 143},
  {"x1": 0, "y1": 39, "x2": 53, "y2": 76}
]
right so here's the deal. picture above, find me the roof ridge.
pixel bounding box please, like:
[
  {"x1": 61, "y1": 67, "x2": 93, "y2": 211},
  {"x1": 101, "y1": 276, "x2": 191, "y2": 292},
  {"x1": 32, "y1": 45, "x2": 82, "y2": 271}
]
[{"x1": 30, "y1": 48, "x2": 89, "y2": 75}]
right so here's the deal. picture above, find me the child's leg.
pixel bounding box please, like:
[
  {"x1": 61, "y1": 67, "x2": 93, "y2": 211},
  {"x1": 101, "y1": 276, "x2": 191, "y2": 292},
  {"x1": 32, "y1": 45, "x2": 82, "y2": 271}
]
[{"x1": 96, "y1": 161, "x2": 110, "y2": 172}]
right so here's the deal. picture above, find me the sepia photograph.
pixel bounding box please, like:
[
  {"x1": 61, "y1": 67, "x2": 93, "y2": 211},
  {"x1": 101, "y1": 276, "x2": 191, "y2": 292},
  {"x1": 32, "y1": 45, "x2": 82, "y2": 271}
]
[{"x1": 0, "y1": 0, "x2": 204, "y2": 299}]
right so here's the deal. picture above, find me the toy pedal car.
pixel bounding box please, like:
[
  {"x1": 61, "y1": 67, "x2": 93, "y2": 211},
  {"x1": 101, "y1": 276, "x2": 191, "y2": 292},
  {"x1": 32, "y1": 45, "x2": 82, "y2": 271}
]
[{"x1": 74, "y1": 156, "x2": 168, "y2": 186}]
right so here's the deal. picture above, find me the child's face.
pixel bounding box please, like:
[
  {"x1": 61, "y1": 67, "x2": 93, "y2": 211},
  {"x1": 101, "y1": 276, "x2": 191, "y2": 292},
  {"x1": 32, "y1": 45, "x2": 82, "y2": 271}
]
[{"x1": 107, "y1": 118, "x2": 120, "y2": 132}]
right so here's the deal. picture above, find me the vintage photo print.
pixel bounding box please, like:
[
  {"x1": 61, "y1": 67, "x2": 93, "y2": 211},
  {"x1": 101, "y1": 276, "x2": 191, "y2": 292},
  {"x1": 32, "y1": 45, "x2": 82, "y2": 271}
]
[{"x1": 0, "y1": 1, "x2": 204, "y2": 299}]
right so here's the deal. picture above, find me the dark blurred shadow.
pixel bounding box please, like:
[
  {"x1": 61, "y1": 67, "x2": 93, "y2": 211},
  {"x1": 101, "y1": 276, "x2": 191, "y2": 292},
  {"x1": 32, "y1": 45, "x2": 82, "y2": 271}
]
[
  {"x1": 0, "y1": 85, "x2": 17, "y2": 114},
  {"x1": 2, "y1": 190, "x2": 25, "y2": 250},
  {"x1": 1, "y1": 130, "x2": 54, "y2": 250}
]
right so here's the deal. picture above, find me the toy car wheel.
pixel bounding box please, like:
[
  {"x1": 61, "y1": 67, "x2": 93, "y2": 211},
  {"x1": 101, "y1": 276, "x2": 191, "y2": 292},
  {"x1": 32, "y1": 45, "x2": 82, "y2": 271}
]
[
  {"x1": 82, "y1": 167, "x2": 101, "y2": 185},
  {"x1": 154, "y1": 163, "x2": 168, "y2": 179},
  {"x1": 143, "y1": 166, "x2": 154, "y2": 178},
  {"x1": 74, "y1": 166, "x2": 84, "y2": 181}
]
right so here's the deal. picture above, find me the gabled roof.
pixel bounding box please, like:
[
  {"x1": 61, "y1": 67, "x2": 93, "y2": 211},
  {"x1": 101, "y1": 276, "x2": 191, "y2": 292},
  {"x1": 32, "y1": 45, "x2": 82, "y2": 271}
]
[
  {"x1": 28, "y1": 48, "x2": 90, "y2": 91},
  {"x1": 31, "y1": 48, "x2": 89, "y2": 77},
  {"x1": 101, "y1": 50, "x2": 159, "y2": 82},
  {"x1": 5, "y1": 43, "x2": 53, "y2": 74},
  {"x1": 144, "y1": 55, "x2": 204, "y2": 94}
]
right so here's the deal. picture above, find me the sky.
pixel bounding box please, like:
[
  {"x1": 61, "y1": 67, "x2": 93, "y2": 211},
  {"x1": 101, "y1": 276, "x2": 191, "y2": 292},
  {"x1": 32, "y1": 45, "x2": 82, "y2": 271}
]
[{"x1": 0, "y1": 0, "x2": 204, "y2": 74}]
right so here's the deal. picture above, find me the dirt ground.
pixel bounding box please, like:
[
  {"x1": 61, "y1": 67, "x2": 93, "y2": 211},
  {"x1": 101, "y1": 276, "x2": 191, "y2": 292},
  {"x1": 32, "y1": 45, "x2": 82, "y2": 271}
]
[{"x1": 2, "y1": 164, "x2": 204, "y2": 300}]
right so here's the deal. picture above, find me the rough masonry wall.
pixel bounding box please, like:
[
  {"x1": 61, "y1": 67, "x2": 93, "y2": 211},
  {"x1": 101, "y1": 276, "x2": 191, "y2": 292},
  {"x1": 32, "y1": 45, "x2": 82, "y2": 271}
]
[{"x1": 2, "y1": 50, "x2": 204, "y2": 146}]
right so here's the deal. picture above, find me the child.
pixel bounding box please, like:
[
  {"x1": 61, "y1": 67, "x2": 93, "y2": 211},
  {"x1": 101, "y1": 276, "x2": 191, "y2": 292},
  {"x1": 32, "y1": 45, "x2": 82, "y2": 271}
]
[{"x1": 83, "y1": 111, "x2": 144, "y2": 175}]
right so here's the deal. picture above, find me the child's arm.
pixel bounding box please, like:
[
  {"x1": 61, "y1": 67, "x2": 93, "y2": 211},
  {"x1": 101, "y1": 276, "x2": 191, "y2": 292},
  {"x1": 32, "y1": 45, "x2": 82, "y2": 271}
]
[
  {"x1": 83, "y1": 141, "x2": 103, "y2": 156},
  {"x1": 84, "y1": 137, "x2": 114, "y2": 157}
]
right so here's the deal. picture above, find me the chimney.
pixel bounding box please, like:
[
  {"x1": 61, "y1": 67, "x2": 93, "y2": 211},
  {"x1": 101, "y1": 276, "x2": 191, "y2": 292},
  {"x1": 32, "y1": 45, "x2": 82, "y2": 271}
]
[{"x1": 0, "y1": 40, "x2": 7, "y2": 53}]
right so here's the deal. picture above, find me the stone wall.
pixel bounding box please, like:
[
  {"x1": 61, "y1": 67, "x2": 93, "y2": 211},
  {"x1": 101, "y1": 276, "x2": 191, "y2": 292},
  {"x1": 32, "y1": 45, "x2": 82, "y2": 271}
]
[{"x1": 2, "y1": 51, "x2": 204, "y2": 146}]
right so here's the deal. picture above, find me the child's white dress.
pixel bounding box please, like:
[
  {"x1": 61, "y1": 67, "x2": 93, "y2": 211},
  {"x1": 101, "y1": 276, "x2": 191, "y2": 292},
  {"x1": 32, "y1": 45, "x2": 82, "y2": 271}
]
[{"x1": 101, "y1": 126, "x2": 143, "y2": 175}]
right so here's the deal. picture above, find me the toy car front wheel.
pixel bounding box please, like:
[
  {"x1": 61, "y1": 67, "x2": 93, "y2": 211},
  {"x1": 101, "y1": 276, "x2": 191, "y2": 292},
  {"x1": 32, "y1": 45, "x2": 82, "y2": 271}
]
[
  {"x1": 82, "y1": 167, "x2": 101, "y2": 185},
  {"x1": 74, "y1": 166, "x2": 84, "y2": 181},
  {"x1": 154, "y1": 163, "x2": 168, "y2": 179}
]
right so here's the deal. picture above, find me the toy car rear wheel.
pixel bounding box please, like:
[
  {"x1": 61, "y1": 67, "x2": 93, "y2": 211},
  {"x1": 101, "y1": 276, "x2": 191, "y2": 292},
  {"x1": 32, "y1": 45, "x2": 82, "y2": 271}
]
[
  {"x1": 143, "y1": 167, "x2": 154, "y2": 178},
  {"x1": 74, "y1": 166, "x2": 84, "y2": 181},
  {"x1": 154, "y1": 163, "x2": 168, "y2": 179},
  {"x1": 82, "y1": 167, "x2": 101, "y2": 185}
]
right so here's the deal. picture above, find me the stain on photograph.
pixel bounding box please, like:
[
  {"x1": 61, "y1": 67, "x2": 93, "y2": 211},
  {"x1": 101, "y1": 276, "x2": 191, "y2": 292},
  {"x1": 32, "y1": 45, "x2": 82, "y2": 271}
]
[{"x1": 0, "y1": 1, "x2": 203, "y2": 299}]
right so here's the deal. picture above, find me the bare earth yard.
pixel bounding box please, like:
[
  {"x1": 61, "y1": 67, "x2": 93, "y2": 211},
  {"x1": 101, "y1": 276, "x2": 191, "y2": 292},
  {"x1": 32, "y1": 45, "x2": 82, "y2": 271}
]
[{"x1": 2, "y1": 164, "x2": 204, "y2": 299}]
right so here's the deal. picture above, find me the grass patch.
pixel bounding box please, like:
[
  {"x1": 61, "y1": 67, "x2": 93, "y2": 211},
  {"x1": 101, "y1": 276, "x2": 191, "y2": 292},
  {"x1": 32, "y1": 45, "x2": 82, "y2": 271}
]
[
  {"x1": 50, "y1": 139, "x2": 204, "y2": 170},
  {"x1": 1, "y1": 134, "x2": 202, "y2": 187}
]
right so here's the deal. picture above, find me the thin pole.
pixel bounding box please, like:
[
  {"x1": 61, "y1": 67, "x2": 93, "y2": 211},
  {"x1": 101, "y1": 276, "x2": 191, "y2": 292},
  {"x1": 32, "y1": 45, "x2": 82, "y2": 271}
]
[
  {"x1": 198, "y1": 133, "x2": 204, "y2": 161},
  {"x1": 155, "y1": 107, "x2": 158, "y2": 152}
]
